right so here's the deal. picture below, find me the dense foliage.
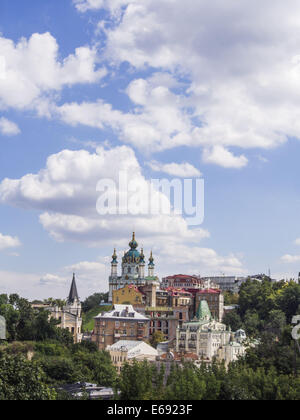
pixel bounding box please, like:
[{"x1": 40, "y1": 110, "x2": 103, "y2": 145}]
[
  {"x1": 117, "y1": 360, "x2": 300, "y2": 400},
  {"x1": 82, "y1": 293, "x2": 109, "y2": 313},
  {"x1": 0, "y1": 352, "x2": 56, "y2": 400},
  {"x1": 0, "y1": 293, "x2": 117, "y2": 400},
  {"x1": 223, "y1": 279, "x2": 300, "y2": 337},
  {"x1": 0, "y1": 340, "x2": 117, "y2": 400},
  {"x1": 0, "y1": 294, "x2": 73, "y2": 344}
]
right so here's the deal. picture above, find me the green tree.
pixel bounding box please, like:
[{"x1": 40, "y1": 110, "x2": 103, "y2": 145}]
[
  {"x1": 150, "y1": 331, "x2": 165, "y2": 348},
  {"x1": 223, "y1": 310, "x2": 243, "y2": 331},
  {"x1": 0, "y1": 353, "x2": 56, "y2": 400}
]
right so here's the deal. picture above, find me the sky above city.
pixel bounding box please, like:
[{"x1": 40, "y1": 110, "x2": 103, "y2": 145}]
[{"x1": 1, "y1": 0, "x2": 300, "y2": 299}]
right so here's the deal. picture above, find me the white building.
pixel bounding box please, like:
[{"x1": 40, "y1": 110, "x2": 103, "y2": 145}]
[
  {"x1": 176, "y1": 300, "x2": 246, "y2": 365},
  {"x1": 107, "y1": 340, "x2": 158, "y2": 373},
  {"x1": 201, "y1": 276, "x2": 247, "y2": 293}
]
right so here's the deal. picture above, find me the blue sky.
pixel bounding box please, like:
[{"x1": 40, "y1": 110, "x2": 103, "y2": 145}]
[{"x1": 1, "y1": 0, "x2": 300, "y2": 299}]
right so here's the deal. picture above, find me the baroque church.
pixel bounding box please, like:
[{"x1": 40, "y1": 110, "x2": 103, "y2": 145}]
[{"x1": 109, "y1": 233, "x2": 158, "y2": 302}]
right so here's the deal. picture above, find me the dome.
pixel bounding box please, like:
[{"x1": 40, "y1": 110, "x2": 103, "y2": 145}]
[
  {"x1": 123, "y1": 233, "x2": 141, "y2": 263},
  {"x1": 128, "y1": 232, "x2": 138, "y2": 249}
]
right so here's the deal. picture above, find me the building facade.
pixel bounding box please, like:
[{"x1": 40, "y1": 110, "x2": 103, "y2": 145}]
[
  {"x1": 195, "y1": 289, "x2": 224, "y2": 322},
  {"x1": 112, "y1": 284, "x2": 146, "y2": 306},
  {"x1": 162, "y1": 274, "x2": 218, "y2": 290},
  {"x1": 92, "y1": 304, "x2": 150, "y2": 350},
  {"x1": 201, "y1": 276, "x2": 247, "y2": 293},
  {"x1": 176, "y1": 301, "x2": 230, "y2": 361},
  {"x1": 107, "y1": 340, "x2": 158, "y2": 373}
]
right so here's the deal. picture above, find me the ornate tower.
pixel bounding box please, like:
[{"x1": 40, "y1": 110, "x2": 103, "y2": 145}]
[
  {"x1": 111, "y1": 248, "x2": 118, "y2": 276},
  {"x1": 139, "y1": 248, "x2": 145, "y2": 278},
  {"x1": 148, "y1": 251, "x2": 155, "y2": 277}
]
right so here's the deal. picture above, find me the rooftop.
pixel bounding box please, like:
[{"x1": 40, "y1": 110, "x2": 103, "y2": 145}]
[{"x1": 94, "y1": 304, "x2": 149, "y2": 321}]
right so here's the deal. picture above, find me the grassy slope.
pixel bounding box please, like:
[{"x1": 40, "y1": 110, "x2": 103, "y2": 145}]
[{"x1": 82, "y1": 305, "x2": 112, "y2": 332}]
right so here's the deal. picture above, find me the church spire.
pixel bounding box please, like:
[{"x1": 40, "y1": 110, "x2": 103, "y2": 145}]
[{"x1": 68, "y1": 273, "x2": 79, "y2": 304}]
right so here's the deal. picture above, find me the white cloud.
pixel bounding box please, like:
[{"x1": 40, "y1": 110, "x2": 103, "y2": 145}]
[
  {"x1": 0, "y1": 233, "x2": 21, "y2": 251},
  {"x1": 0, "y1": 145, "x2": 207, "y2": 244},
  {"x1": 294, "y1": 238, "x2": 300, "y2": 246},
  {"x1": 281, "y1": 254, "x2": 300, "y2": 264},
  {"x1": 68, "y1": 0, "x2": 300, "y2": 163},
  {"x1": 146, "y1": 160, "x2": 202, "y2": 178},
  {"x1": 74, "y1": 0, "x2": 104, "y2": 12},
  {"x1": 39, "y1": 273, "x2": 68, "y2": 287},
  {"x1": 73, "y1": 0, "x2": 125, "y2": 13},
  {"x1": 202, "y1": 146, "x2": 248, "y2": 169},
  {"x1": 157, "y1": 242, "x2": 246, "y2": 277},
  {"x1": 0, "y1": 117, "x2": 20, "y2": 136},
  {"x1": 0, "y1": 144, "x2": 244, "y2": 277},
  {"x1": 0, "y1": 32, "x2": 106, "y2": 113},
  {"x1": 57, "y1": 76, "x2": 195, "y2": 152}
]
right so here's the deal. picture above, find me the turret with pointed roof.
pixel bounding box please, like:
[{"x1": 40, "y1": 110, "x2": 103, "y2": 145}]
[{"x1": 68, "y1": 273, "x2": 79, "y2": 304}]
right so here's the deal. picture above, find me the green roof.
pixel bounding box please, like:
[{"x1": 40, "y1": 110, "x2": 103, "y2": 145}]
[{"x1": 196, "y1": 300, "x2": 212, "y2": 321}]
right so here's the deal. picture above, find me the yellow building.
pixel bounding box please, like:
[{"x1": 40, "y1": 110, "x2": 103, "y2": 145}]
[{"x1": 112, "y1": 284, "x2": 145, "y2": 306}]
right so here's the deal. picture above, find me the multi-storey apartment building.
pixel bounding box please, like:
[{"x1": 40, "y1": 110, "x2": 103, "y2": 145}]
[{"x1": 92, "y1": 304, "x2": 150, "y2": 350}]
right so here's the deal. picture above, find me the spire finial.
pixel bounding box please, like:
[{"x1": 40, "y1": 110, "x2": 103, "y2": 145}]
[
  {"x1": 112, "y1": 248, "x2": 118, "y2": 263},
  {"x1": 149, "y1": 250, "x2": 154, "y2": 266},
  {"x1": 129, "y1": 232, "x2": 138, "y2": 249}
]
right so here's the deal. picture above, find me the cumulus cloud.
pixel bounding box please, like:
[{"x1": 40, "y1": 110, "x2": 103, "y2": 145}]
[
  {"x1": 57, "y1": 76, "x2": 195, "y2": 152},
  {"x1": 73, "y1": 0, "x2": 125, "y2": 13},
  {"x1": 0, "y1": 233, "x2": 21, "y2": 251},
  {"x1": 0, "y1": 144, "x2": 244, "y2": 275},
  {"x1": 0, "y1": 145, "x2": 206, "y2": 242},
  {"x1": 146, "y1": 160, "x2": 202, "y2": 177},
  {"x1": 0, "y1": 117, "x2": 20, "y2": 136},
  {"x1": 68, "y1": 0, "x2": 300, "y2": 164},
  {"x1": 158, "y1": 242, "x2": 246, "y2": 277},
  {"x1": 202, "y1": 146, "x2": 248, "y2": 169},
  {"x1": 0, "y1": 32, "x2": 106, "y2": 113},
  {"x1": 281, "y1": 254, "x2": 300, "y2": 264}
]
